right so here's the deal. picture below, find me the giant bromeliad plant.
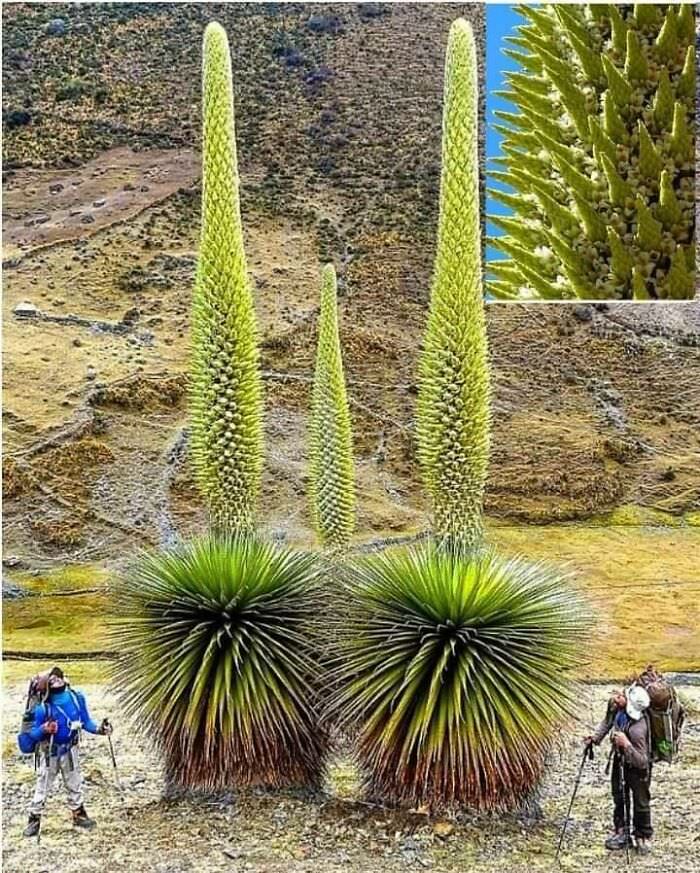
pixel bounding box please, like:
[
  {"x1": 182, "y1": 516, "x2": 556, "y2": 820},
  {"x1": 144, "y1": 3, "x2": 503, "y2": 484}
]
[
  {"x1": 114, "y1": 537, "x2": 326, "y2": 790},
  {"x1": 488, "y1": 4, "x2": 695, "y2": 300},
  {"x1": 309, "y1": 264, "x2": 356, "y2": 553},
  {"x1": 329, "y1": 19, "x2": 591, "y2": 812},
  {"x1": 331, "y1": 549, "x2": 588, "y2": 809},
  {"x1": 113, "y1": 22, "x2": 326, "y2": 792}
]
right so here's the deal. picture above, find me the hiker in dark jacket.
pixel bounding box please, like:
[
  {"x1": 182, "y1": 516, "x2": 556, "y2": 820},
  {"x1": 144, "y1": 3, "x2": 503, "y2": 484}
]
[
  {"x1": 584, "y1": 684, "x2": 652, "y2": 855},
  {"x1": 23, "y1": 666, "x2": 112, "y2": 837}
]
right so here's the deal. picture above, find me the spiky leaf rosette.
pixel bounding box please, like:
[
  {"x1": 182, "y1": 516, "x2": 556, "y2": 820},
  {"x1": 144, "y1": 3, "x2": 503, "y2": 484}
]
[
  {"x1": 328, "y1": 546, "x2": 590, "y2": 811},
  {"x1": 488, "y1": 4, "x2": 695, "y2": 300},
  {"x1": 190, "y1": 22, "x2": 263, "y2": 533},
  {"x1": 111, "y1": 536, "x2": 327, "y2": 790},
  {"x1": 309, "y1": 264, "x2": 356, "y2": 552},
  {"x1": 416, "y1": 19, "x2": 490, "y2": 554}
]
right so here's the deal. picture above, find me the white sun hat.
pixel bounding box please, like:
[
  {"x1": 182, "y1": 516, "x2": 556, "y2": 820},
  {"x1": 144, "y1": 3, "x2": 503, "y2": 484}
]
[{"x1": 626, "y1": 685, "x2": 651, "y2": 721}]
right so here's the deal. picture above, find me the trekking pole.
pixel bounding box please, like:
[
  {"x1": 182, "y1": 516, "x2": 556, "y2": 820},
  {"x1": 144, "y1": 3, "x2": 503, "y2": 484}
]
[
  {"x1": 618, "y1": 752, "x2": 632, "y2": 866},
  {"x1": 555, "y1": 742, "x2": 594, "y2": 862},
  {"x1": 102, "y1": 719, "x2": 125, "y2": 798},
  {"x1": 24, "y1": 680, "x2": 33, "y2": 714}
]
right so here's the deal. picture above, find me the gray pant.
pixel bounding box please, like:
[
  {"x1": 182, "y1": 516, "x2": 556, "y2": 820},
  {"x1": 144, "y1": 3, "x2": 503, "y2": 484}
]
[{"x1": 29, "y1": 747, "x2": 83, "y2": 815}]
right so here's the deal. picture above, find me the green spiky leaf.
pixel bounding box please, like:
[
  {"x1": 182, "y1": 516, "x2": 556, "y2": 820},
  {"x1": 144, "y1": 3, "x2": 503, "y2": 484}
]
[{"x1": 487, "y1": 4, "x2": 695, "y2": 300}]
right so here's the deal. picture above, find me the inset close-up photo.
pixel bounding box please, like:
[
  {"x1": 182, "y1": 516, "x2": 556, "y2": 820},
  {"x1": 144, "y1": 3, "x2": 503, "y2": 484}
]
[
  {"x1": 2, "y1": 4, "x2": 699, "y2": 873},
  {"x1": 486, "y1": 3, "x2": 696, "y2": 300}
]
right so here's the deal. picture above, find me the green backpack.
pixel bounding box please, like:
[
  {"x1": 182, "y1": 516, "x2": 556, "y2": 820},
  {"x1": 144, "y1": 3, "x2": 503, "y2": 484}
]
[{"x1": 635, "y1": 665, "x2": 685, "y2": 764}]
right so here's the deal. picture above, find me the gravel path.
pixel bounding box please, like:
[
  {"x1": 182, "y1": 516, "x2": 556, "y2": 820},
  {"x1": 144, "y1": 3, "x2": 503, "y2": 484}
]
[{"x1": 2, "y1": 683, "x2": 699, "y2": 872}]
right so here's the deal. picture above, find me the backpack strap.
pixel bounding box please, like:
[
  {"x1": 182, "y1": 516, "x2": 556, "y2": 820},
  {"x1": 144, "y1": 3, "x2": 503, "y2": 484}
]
[{"x1": 54, "y1": 689, "x2": 84, "y2": 744}]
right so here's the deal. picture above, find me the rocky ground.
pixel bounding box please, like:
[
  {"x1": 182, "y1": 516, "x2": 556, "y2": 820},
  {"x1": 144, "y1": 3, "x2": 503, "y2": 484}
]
[{"x1": 2, "y1": 682, "x2": 699, "y2": 873}]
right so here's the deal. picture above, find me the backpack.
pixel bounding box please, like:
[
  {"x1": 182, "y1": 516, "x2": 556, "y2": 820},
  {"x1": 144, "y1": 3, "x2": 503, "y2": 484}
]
[
  {"x1": 635, "y1": 665, "x2": 685, "y2": 764},
  {"x1": 17, "y1": 674, "x2": 84, "y2": 756},
  {"x1": 17, "y1": 671, "x2": 50, "y2": 755}
]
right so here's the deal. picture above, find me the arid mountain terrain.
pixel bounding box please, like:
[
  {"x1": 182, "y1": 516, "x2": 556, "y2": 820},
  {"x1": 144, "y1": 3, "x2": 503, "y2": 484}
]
[
  {"x1": 3, "y1": 2, "x2": 700, "y2": 650},
  {"x1": 3, "y1": 4, "x2": 699, "y2": 561}
]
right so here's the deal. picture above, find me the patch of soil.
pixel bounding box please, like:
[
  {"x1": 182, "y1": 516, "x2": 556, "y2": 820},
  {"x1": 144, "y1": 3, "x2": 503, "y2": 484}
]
[{"x1": 2, "y1": 146, "x2": 199, "y2": 258}]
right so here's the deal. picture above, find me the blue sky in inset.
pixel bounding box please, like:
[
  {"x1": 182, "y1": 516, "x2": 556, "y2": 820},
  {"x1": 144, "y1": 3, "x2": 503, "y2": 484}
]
[{"x1": 485, "y1": 4, "x2": 528, "y2": 262}]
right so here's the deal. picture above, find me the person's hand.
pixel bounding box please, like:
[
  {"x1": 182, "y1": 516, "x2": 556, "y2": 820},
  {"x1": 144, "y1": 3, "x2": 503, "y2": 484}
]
[
  {"x1": 100, "y1": 718, "x2": 113, "y2": 736},
  {"x1": 613, "y1": 732, "x2": 630, "y2": 750},
  {"x1": 42, "y1": 720, "x2": 58, "y2": 735}
]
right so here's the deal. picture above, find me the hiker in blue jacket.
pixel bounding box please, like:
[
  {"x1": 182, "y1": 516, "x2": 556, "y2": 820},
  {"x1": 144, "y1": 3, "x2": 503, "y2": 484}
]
[{"x1": 23, "y1": 666, "x2": 112, "y2": 837}]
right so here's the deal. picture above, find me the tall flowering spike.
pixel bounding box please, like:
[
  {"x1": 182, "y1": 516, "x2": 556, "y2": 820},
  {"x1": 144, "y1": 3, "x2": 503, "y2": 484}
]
[
  {"x1": 309, "y1": 264, "x2": 356, "y2": 552},
  {"x1": 190, "y1": 22, "x2": 263, "y2": 534},
  {"x1": 416, "y1": 19, "x2": 490, "y2": 554},
  {"x1": 487, "y1": 4, "x2": 695, "y2": 300}
]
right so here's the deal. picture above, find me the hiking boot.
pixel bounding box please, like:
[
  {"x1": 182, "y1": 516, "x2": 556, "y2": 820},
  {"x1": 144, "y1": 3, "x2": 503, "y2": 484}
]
[
  {"x1": 605, "y1": 831, "x2": 632, "y2": 850},
  {"x1": 636, "y1": 837, "x2": 652, "y2": 855},
  {"x1": 23, "y1": 814, "x2": 40, "y2": 837},
  {"x1": 72, "y1": 806, "x2": 96, "y2": 829}
]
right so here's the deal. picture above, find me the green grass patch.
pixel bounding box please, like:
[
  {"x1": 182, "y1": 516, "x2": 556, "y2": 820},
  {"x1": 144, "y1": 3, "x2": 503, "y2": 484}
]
[
  {"x1": 489, "y1": 525, "x2": 700, "y2": 678},
  {"x1": 2, "y1": 659, "x2": 109, "y2": 687},
  {"x1": 591, "y1": 504, "x2": 684, "y2": 527},
  {"x1": 3, "y1": 592, "x2": 111, "y2": 653},
  {"x1": 14, "y1": 563, "x2": 108, "y2": 595}
]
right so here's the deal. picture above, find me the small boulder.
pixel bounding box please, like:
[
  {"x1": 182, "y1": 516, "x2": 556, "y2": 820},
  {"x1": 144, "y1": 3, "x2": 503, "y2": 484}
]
[
  {"x1": 358, "y1": 3, "x2": 389, "y2": 20},
  {"x1": 306, "y1": 14, "x2": 342, "y2": 34},
  {"x1": 5, "y1": 109, "x2": 31, "y2": 129},
  {"x1": 572, "y1": 304, "x2": 593, "y2": 322},
  {"x1": 23, "y1": 213, "x2": 49, "y2": 227},
  {"x1": 45, "y1": 18, "x2": 67, "y2": 37},
  {"x1": 81, "y1": 213, "x2": 95, "y2": 224},
  {"x1": 93, "y1": 197, "x2": 106, "y2": 207},
  {"x1": 305, "y1": 65, "x2": 334, "y2": 87},
  {"x1": 49, "y1": 182, "x2": 64, "y2": 194},
  {"x1": 283, "y1": 49, "x2": 304, "y2": 68},
  {"x1": 14, "y1": 301, "x2": 38, "y2": 318}
]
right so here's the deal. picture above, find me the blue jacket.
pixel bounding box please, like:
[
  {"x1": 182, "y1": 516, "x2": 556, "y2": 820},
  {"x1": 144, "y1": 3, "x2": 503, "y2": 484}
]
[{"x1": 29, "y1": 687, "x2": 99, "y2": 748}]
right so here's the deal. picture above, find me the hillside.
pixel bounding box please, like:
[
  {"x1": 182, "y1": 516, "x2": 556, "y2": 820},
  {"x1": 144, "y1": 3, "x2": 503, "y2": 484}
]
[{"x1": 3, "y1": 3, "x2": 700, "y2": 570}]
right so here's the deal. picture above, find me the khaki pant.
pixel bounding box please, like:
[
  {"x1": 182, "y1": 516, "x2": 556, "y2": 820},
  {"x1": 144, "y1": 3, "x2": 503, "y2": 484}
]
[{"x1": 29, "y1": 746, "x2": 83, "y2": 815}]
